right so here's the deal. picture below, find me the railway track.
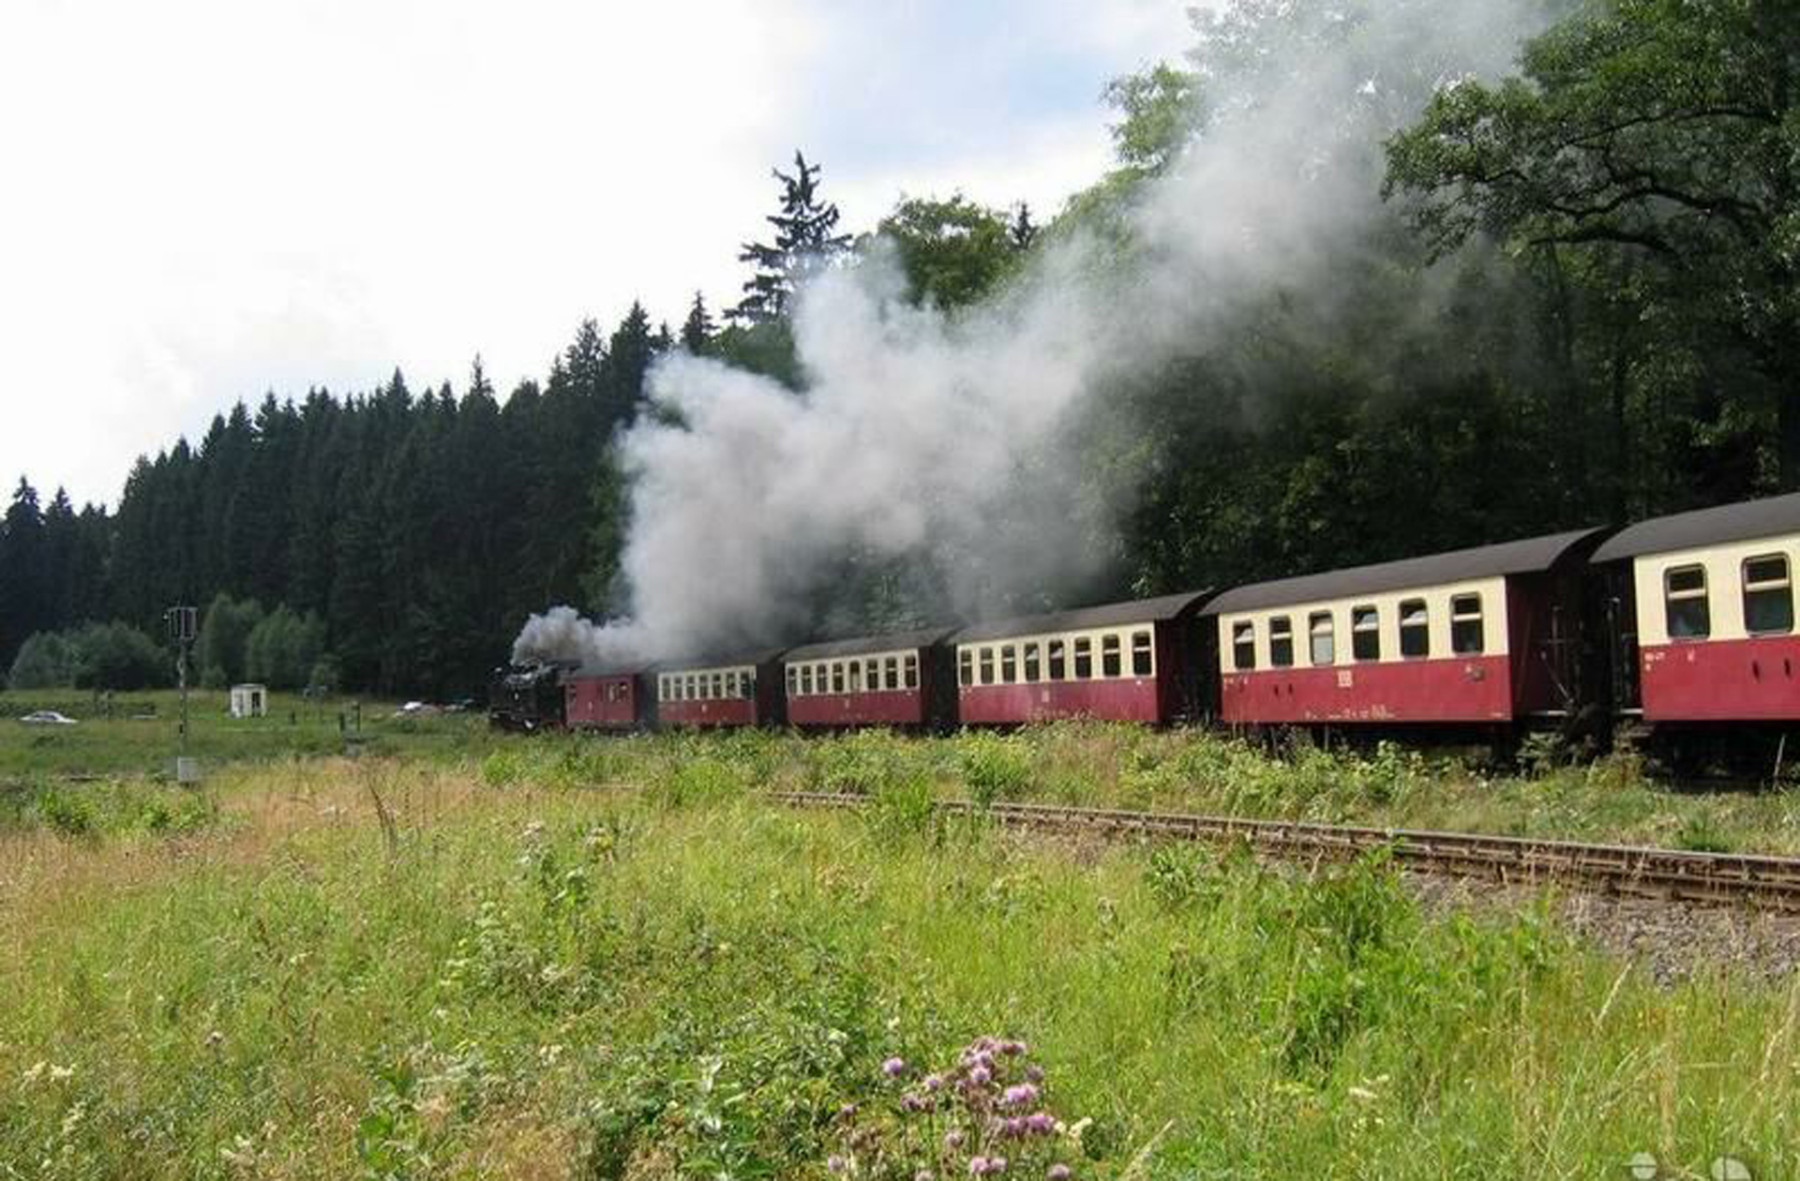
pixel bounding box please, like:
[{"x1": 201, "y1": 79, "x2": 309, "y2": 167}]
[{"x1": 768, "y1": 790, "x2": 1800, "y2": 913}]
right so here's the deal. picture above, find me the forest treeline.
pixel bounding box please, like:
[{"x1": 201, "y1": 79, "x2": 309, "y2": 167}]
[{"x1": 2, "y1": 0, "x2": 1793, "y2": 696}]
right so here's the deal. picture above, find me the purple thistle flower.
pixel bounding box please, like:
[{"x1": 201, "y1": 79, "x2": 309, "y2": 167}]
[
  {"x1": 969, "y1": 1156, "x2": 989, "y2": 1175},
  {"x1": 882, "y1": 1056, "x2": 907, "y2": 1077},
  {"x1": 839, "y1": 1102, "x2": 858, "y2": 1118},
  {"x1": 1047, "y1": 1166, "x2": 1072, "y2": 1180},
  {"x1": 989, "y1": 1158, "x2": 1008, "y2": 1174},
  {"x1": 969, "y1": 1065, "x2": 992, "y2": 1086},
  {"x1": 827, "y1": 1154, "x2": 848, "y2": 1174},
  {"x1": 944, "y1": 1128, "x2": 965, "y2": 1149},
  {"x1": 1026, "y1": 1112, "x2": 1055, "y2": 1135},
  {"x1": 1001, "y1": 1083, "x2": 1039, "y2": 1108},
  {"x1": 923, "y1": 1073, "x2": 944, "y2": 1092}
]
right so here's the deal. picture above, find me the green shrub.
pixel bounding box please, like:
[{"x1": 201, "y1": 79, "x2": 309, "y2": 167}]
[
  {"x1": 35, "y1": 787, "x2": 94, "y2": 836},
  {"x1": 957, "y1": 731, "x2": 1030, "y2": 806},
  {"x1": 660, "y1": 757, "x2": 745, "y2": 807},
  {"x1": 808, "y1": 728, "x2": 922, "y2": 795}
]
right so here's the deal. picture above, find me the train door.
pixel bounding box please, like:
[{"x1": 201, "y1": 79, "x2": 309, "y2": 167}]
[{"x1": 1600, "y1": 562, "x2": 1641, "y2": 713}]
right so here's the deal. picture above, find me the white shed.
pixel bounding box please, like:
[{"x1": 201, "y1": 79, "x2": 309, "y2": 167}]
[{"x1": 229, "y1": 683, "x2": 268, "y2": 718}]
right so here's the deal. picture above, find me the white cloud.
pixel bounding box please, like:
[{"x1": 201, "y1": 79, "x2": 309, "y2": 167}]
[{"x1": 0, "y1": 0, "x2": 1193, "y2": 506}]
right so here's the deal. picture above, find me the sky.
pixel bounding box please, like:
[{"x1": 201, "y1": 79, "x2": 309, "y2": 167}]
[{"x1": 0, "y1": 0, "x2": 1194, "y2": 509}]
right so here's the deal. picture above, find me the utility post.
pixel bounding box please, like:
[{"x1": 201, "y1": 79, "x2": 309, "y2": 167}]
[{"x1": 165, "y1": 605, "x2": 197, "y2": 780}]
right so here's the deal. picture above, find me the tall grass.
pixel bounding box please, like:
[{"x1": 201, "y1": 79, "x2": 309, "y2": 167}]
[{"x1": 2, "y1": 752, "x2": 1798, "y2": 1177}]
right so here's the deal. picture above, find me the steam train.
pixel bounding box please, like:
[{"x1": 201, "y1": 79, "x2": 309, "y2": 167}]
[{"x1": 491, "y1": 492, "x2": 1800, "y2": 760}]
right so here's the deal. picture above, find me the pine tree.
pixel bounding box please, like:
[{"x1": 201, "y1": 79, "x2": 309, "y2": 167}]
[
  {"x1": 680, "y1": 291, "x2": 717, "y2": 354},
  {"x1": 0, "y1": 478, "x2": 48, "y2": 670},
  {"x1": 728, "y1": 151, "x2": 852, "y2": 324},
  {"x1": 1009, "y1": 203, "x2": 1038, "y2": 250},
  {"x1": 604, "y1": 302, "x2": 658, "y2": 429}
]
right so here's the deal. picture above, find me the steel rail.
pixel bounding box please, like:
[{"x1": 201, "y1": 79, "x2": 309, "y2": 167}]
[{"x1": 766, "y1": 790, "x2": 1800, "y2": 912}]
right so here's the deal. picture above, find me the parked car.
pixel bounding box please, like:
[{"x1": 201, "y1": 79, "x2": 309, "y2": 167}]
[{"x1": 18, "y1": 710, "x2": 78, "y2": 725}]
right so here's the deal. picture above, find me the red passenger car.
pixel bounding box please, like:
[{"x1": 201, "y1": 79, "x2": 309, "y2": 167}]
[
  {"x1": 952, "y1": 592, "x2": 1212, "y2": 725},
  {"x1": 564, "y1": 671, "x2": 649, "y2": 731},
  {"x1": 1592, "y1": 493, "x2": 1800, "y2": 723},
  {"x1": 652, "y1": 650, "x2": 788, "y2": 728},
  {"x1": 1206, "y1": 529, "x2": 1606, "y2": 727},
  {"x1": 783, "y1": 628, "x2": 956, "y2": 729}
]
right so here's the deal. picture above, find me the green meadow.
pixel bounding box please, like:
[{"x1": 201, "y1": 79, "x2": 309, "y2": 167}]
[
  {"x1": 1, "y1": 732, "x2": 1797, "y2": 1178},
  {"x1": 0, "y1": 689, "x2": 495, "y2": 782}
]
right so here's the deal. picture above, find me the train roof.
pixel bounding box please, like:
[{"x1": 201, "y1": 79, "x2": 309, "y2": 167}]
[
  {"x1": 784, "y1": 627, "x2": 957, "y2": 661},
  {"x1": 950, "y1": 590, "x2": 1213, "y2": 644},
  {"x1": 650, "y1": 647, "x2": 789, "y2": 672},
  {"x1": 1591, "y1": 492, "x2": 1800, "y2": 562},
  {"x1": 1204, "y1": 527, "x2": 1606, "y2": 615}
]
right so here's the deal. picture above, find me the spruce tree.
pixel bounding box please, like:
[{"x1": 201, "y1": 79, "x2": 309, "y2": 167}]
[
  {"x1": 680, "y1": 291, "x2": 717, "y2": 354},
  {"x1": 728, "y1": 151, "x2": 851, "y2": 323},
  {"x1": 0, "y1": 479, "x2": 49, "y2": 670}
]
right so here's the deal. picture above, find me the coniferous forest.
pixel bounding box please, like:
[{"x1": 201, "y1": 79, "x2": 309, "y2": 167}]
[{"x1": 2, "y1": 0, "x2": 1795, "y2": 698}]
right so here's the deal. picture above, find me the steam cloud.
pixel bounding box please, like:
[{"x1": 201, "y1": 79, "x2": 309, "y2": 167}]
[{"x1": 514, "y1": 0, "x2": 1548, "y2": 670}]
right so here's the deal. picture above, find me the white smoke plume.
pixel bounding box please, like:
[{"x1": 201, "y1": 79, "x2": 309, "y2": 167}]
[{"x1": 513, "y1": 0, "x2": 1552, "y2": 670}]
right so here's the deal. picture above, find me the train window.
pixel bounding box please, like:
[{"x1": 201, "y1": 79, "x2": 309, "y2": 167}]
[
  {"x1": 866, "y1": 658, "x2": 881, "y2": 689},
  {"x1": 1268, "y1": 617, "x2": 1293, "y2": 668},
  {"x1": 1101, "y1": 634, "x2": 1122, "y2": 677},
  {"x1": 1450, "y1": 594, "x2": 1485, "y2": 654},
  {"x1": 1664, "y1": 565, "x2": 1710, "y2": 639},
  {"x1": 1047, "y1": 639, "x2": 1067, "y2": 681},
  {"x1": 1351, "y1": 606, "x2": 1380, "y2": 661},
  {"x1": 849, "y1": 662, "x2": 863, "y2": 692},
  {"x1": 1132, "y1": 630, "x2": 1153, "y2": 676},
  {"x1": 904, "y1": 654, "x2": 919, "y2": 689},
  {"x1": 958, "y1": 649, "x2": 973, "y2": 687},
  {"x1": 687, "y1": 674, "x2": 699, "y2": 699},
  {"x1": 742, "y1": 672, "x2": 756, "y2": 699},
  {"x1": 1023, "y1": 642, "x2": 1041, "y2": 682},
  {"x1": 1309, "y1": 612, "x2": 1335, "y2": 665},
  {"x1": 979, "y1": 647, "x2": 996, "y2": 685},
  {"x1": 800, "y1": 665, "x2": 812, "y2": 695},
  {"x1": 831, "y1": 663, "x2": 845, "y2": 693},
  {"x1": 1744, "y1": 555, "x2": 1793, "y2": 634},
  {"x1": 1233, "y1": 621, "x2": 1256, "y2": 670},
  {"x1": 724, "y1": 672, "x2": 737, "y2": 698},
  {"x1": 1001, "y1": 645, "x2": 1018, "y2": 683},
  {"x1": 714, "y1": 673, "x2": 726, "y2": 699},
  {"x1": 885, "y1": 656, "x2": 899, "y2": 689},
  {"x1": 1073, "y1": 636, "x2": 1093, "y2": 679},
  {"x1": 1399, "y1": 600, "x2": 1429, "y2": 658}
]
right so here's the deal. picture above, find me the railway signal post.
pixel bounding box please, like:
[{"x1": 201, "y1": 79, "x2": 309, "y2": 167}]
[{"x1": 165, "y1": 605, "x2": 198, "y2": 783}]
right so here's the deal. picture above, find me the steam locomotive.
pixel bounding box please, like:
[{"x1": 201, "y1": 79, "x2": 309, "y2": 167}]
[{"x1": 491, "y1": 492, "x2": 1800, "y2": 760}]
